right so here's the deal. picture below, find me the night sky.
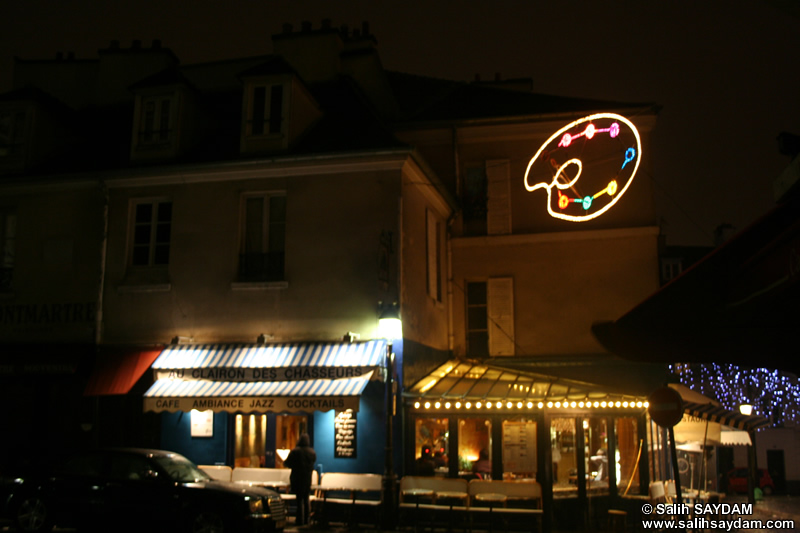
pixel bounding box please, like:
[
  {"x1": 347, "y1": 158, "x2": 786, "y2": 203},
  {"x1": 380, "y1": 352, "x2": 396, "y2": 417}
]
[{"x1": 1, "y1": 0, "x2": 798, "y2": 247}]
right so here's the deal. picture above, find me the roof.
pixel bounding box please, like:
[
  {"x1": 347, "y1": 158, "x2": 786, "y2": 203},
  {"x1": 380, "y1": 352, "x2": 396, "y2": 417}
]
[{"x1": 593, "y1": 191, "x2": 800, "y2": 376}]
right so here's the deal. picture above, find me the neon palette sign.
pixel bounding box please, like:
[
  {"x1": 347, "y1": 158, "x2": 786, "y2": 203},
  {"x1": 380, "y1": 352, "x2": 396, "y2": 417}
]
[{"x1": 524, "y1": 113, "x2": 641, "y2": 222}]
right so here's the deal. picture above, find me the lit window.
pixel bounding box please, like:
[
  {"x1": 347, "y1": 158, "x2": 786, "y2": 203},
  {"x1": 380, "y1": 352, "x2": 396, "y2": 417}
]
[
  {"x1": 239, "y1": 194, "x2": 286, "y2": 281},
  {"x1": 131, "y1": 200, "x2": 172, "y2": 267}
]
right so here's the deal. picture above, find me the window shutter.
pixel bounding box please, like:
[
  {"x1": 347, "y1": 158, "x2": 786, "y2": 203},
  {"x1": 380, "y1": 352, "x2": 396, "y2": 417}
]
[
  {"x1": 488, "y1": 277, "x2": 515, "y2": 356},
  {"x1": 486, "y1": 160, "x2": 511, "y2": 235}
]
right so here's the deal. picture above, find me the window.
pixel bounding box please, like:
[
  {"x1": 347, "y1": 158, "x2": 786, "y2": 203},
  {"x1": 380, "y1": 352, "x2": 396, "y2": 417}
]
[
  {"x1": 466, "y1": 282, "x2": 488, "y2": 357},
  {"x1": 465, "y1": 278, "x2": 515, "y2": 357},
  {"x1": 615, "y1": 417, "x2": 639, "y2": 494},
  {"x1": 426, "y1": 209, "x2": 443, "y2": 301},
  {"x1": 0, "y1": 109, "x2": 26, "y2": 157},
  {"x1": 234, "y1": 414, "x2": 268, "y2": 468},
  {"x1": 551, "y1": 417, "x2": 577, "y2": 493},
  {"x1": 661, "y1": 258, "x2": 683, "y2": 284},
  {"x1": 0, "y1": 210, "x2": 16, "y2": 291},
  {"x1": 131, "y1": 201, "x2": 172, "y2": 267},
  {"x1": 138, "y1": 96, "x2": 173, "y2": 144},
  {"x1": 249, "y1": 85, "x2": 284, "y2": 136},
  {"x1": 458, "y1": 417, "x2": 492, "y2": 478},
  {"x1": 463, "y1": 166, "x2": 487, "y2": 235},
  {"x1": 584, "y1": 417, "x2": 609, "y2": 493},
  {"x1": 415, "y1": 418, "x2": 449, "y2": 475},
  {"x1": 239, "y1": 194, "x2": 286, "y2": 281}
]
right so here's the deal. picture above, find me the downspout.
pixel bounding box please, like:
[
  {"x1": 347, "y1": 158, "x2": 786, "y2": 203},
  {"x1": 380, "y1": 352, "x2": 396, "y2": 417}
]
[
  {"x1": 448, "y1": 125, "x2": 460, "y2": 352},
  {"x1": 95, "y1": 181, "x2": 109, "y2": 344}
]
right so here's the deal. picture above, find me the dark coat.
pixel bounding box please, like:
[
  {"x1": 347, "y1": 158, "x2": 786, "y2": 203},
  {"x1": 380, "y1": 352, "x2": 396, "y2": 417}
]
[{"x1": 284, "y1": 434, "x2": 317, "y2": 494}]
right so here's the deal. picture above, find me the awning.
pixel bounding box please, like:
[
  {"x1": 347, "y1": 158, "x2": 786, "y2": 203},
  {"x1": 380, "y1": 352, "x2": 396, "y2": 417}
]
[
  {"x1": 405, "y1": 359, "x2": 647, "y2": 409},
  {"x1": 84, "y1": 346, "x2": 164, "y2": 396},
  {"x1": 682, "y1": 400, "x2": 769, "y2": 432},
  {"x1": 151, "y1": 340, "x2": 386, "y2": 381},
  {"x1": 143, "y1": 371, "x2": 373, "y2": 413},
  {"x1": 721, "y1": 428, "x2": 752, "y2": 446}
]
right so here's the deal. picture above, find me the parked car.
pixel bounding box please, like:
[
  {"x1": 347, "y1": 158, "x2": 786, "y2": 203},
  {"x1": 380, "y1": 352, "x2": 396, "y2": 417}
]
[
  {"x1": 725, "y1": 467, "x2": 775, "y2": 495},
  {"x1": 1, "y1": 448, "x2": 287, "y2": 533}
]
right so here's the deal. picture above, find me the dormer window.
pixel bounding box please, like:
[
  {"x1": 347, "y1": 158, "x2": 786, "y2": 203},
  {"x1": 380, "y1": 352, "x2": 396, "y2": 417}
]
[
  {"x1": 138, "y1": 95, "x2": 173, "y2": 145},
  {"x1": 0, "y1": 108, "x2": 27, "y2": 158},
  {"x1": 247, "y1": 84, "x2": 284, "y2": 136}
]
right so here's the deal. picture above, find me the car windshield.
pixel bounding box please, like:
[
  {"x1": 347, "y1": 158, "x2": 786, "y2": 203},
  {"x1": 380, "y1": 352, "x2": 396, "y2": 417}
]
[{"x1": 151, "y1": 453, "x2": 211, "y2": 483}]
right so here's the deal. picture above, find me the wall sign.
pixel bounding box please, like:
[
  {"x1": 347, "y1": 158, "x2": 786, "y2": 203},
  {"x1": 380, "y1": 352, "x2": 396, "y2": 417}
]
[
  {"x1": 190, "y1": 409, "x2": 214, "y2": 437},
  {"x1": 524, "y1": 113, "x2": 641, "y2": 222},
  {"x1": 334, "y1": 409, "x2": 357, "y2": 458}
]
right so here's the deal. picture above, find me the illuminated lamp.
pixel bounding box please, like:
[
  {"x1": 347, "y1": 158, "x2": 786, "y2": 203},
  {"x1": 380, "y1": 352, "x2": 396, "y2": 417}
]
[
  {"x1": 476, "y1": 402, "x2": 482, "y2": 409},
  {"x1": 414, "y1": 402, "x2": 420, "y2": 409},
  {"x1": 435, "y1": 402, "x2": 441, "y2": 409},
  {"x1": 424, "y1": 402, "x2": 431, "y2": 409},
  {"x1": 276, "y1": 449, "x2": 291, "y2": 462},
  {"x1": 445, "y1": 402, "x2": 451, "y2": 409},
  {"x1": 538, "y1": 402, "x2": 544, "y2": 409},
  {"x1": 455, "y1": 402, "x2": 461, "y2": 409},
  {"x1": 466, "y1": 402, "x2": 472, "y2": 409},
  {"x1": 527, "y1": 402, "x2": 533, "y2": 408},
  {"x1": 740, "y1": 404, "x2": 753, "y2": 416}
]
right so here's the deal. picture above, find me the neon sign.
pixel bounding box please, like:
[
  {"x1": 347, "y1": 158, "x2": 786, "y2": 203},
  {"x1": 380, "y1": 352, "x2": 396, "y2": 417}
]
[{"x1": 524, "y1": 113, "x2": 641, "y2": 222}]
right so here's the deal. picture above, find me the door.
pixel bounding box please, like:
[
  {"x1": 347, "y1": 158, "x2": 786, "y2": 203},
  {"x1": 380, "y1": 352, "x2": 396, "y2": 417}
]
[{"x1": 766, "y1": 449, "x2": 786, "y2": 493}]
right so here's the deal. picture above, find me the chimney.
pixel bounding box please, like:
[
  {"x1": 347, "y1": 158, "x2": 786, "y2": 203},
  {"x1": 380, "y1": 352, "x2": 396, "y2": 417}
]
[
  {"x1": 361, "y1": 21, "x2": 370, "y2": 36},
  {"x1": 301, "y1": 20, "x2": 312, "y2": 32},
  {"x1": 110, "y1": 40, "x2": 120, "y2": 49},
  {"x1": 132, "y1": 39, "x2": 142, "y2": 49},
  {"x1": 322, "y1": 18, "x2": 332, "y2": 30}
]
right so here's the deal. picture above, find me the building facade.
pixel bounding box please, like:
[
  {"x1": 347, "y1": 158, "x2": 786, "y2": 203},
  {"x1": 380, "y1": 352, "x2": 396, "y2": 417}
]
[{"x1": 2, "y1": 20, "x2": 676, "y2": 529}]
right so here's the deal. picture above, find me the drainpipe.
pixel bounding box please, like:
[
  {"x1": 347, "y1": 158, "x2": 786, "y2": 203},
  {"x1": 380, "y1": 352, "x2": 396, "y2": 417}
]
[{"x1": 95, "y1": 181, "x2": 109, "y2": 345}]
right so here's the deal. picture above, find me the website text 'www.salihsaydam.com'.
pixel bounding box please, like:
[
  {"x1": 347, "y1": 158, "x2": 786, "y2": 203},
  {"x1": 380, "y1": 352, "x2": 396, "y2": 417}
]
[{"x1": 640, "y1": 502, "x2": 795, "y2": 530}]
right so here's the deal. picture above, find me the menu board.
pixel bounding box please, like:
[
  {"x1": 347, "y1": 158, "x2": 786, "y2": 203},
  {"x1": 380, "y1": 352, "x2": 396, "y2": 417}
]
[
  {"x1": 334, "y1": 409, "x2": 357, "y2": 458},
  {"x1": 502, "y1": 420, "x2": 536, "y2": 473}
]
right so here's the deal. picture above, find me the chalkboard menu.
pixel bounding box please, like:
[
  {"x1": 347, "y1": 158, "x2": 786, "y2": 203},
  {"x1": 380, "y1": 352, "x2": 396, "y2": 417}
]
[
  {"x1": 502, "y1": 420, "x2": 537, "y2": 473},
  {"x1": 334, "y1": 409, "x2": 357, "y2": 458}
]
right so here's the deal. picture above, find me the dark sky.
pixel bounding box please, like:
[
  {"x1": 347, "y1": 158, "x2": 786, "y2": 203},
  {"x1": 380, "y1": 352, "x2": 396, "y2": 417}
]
[{"x1": 1, "y1": 0, "x2": 798, "y2": 246}]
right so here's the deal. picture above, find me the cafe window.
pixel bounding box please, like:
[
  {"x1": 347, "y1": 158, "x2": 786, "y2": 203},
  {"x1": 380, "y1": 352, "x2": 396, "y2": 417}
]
[
  {"x1": 615, "y1": 417, "x2": 640, "y2": 494},
  {"x1": 584, "y1": 417, "x2": 609, "y2": 493},
  {"x1": 274, "y1": 414, "x2": 307, "y2": 468},
  {"x1": 459, "y1": 417, "x2": 492, "y2": 479},
  {"x1": 551, "y1": 417, "x2": 576, "y2": 494},
  {"x1": 502, "y1": 418, "x2": 536, "y2": 481},
  {"x1": 414, "y1": 417, "x2": 449, "y2": 476},
  {"x1": 234, "y1": 414, "x2": 267, "y2": 468}
]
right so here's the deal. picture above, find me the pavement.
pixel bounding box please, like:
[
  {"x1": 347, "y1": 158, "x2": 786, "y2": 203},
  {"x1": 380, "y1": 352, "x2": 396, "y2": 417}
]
[{"x1": 281, "y1": 495, "x2": 800, "y2": 533}]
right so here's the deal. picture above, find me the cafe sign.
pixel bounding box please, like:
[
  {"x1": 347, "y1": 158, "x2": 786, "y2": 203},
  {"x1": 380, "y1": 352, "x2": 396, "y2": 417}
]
[
  {"x1": 144, "y1": 395, "x2": 360, "y2": 414},
  {"x1": 154, "y1": 365, "x2": 381, "y2": 382}
]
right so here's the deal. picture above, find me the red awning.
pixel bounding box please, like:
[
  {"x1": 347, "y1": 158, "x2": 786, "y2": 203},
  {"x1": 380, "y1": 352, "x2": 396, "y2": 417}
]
[{"x1": 84, "y1": 346, "x2": 164, "y2": 396}]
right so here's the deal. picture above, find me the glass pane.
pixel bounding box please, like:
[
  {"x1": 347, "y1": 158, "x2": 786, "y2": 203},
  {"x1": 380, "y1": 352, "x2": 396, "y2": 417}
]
[
  {"x1": 245, "y1": 197, "x2": 264, "y2": 253},
  {"x1": 467, "y1": 307, "x2": 487, "y2": 329},
  {"x1": 458, "y1": 418, "x2": 492, "y2": 479},
  {"x1": 274, "y1": 415, "x2": 307, "y2": 469},
  {"x1": 155, "y1": 222, "x2": 171, "y2": 243},
  {"x1": 135, "y1": 203, "x2": 153, "y2": 224},
  {"x1": 132, "y1": 245, "x2": 149, "y2": 266},
  {"x1": 584, "y1": 417, "x2": 609, "y2": 494},
  {"x1": 414, "y1": 418, "x2": 449, "y2": 476},
  {"x1": 616, "y1": 417, "x2": 639, "y2": 495},
  {"x1": 467, "y1": 282, "x2": 487, "y2": 305},
  {"x1": 551, "y1": 417, "x2": 577, "y2": 495},
  {"x1": 252, "y1": 86, "x2": 266, "y2": 135},
  {"x1": 234, "y1": 414, "x2": 268, "y2": 468},
  {"x1": 153, "y1": 244, "x2": 170, "y2": 265},
  {"x1": 157, "y1": 202, "x2": 172, "y2": 222},
  {"x1": 502, "y1": 418, "x2": 536, "y2": 481}
]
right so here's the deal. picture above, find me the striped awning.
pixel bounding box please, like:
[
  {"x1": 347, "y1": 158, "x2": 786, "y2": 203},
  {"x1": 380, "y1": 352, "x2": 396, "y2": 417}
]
[
  {"x1": 144, "y1": 371, "x2": 373, "y2": 413},
  {"x1": 683, "y1": 401, "x2": 770, "y2": 432},
  {"x1": 152, "y1": 340, "x2": 387, "y2": 382}
]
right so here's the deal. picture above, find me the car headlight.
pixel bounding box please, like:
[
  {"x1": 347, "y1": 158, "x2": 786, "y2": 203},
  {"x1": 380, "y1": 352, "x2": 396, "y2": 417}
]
[{"x1": 248, "y1": 498, "x2": 264, "y2": 513}]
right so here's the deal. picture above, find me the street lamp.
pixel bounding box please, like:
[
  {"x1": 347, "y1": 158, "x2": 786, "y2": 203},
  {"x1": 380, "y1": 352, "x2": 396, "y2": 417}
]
[{"x1": 378, "y1": 304, "x2": 401, "y2": 530}]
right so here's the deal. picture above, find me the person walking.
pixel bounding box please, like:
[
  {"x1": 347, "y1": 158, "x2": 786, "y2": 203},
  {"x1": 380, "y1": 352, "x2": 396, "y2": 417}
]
[{"x1": 284, "y1": 433, "x2": 317, "y2": 526}]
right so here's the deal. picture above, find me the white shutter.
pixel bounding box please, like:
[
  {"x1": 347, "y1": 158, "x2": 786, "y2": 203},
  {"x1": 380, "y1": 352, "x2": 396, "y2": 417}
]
[
  {"x1": 487, "y1": 159, "x2": 511, "y2": 235},
  {"x1": 488, "y1": 277, "x2": 515, "y2": 356}
]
